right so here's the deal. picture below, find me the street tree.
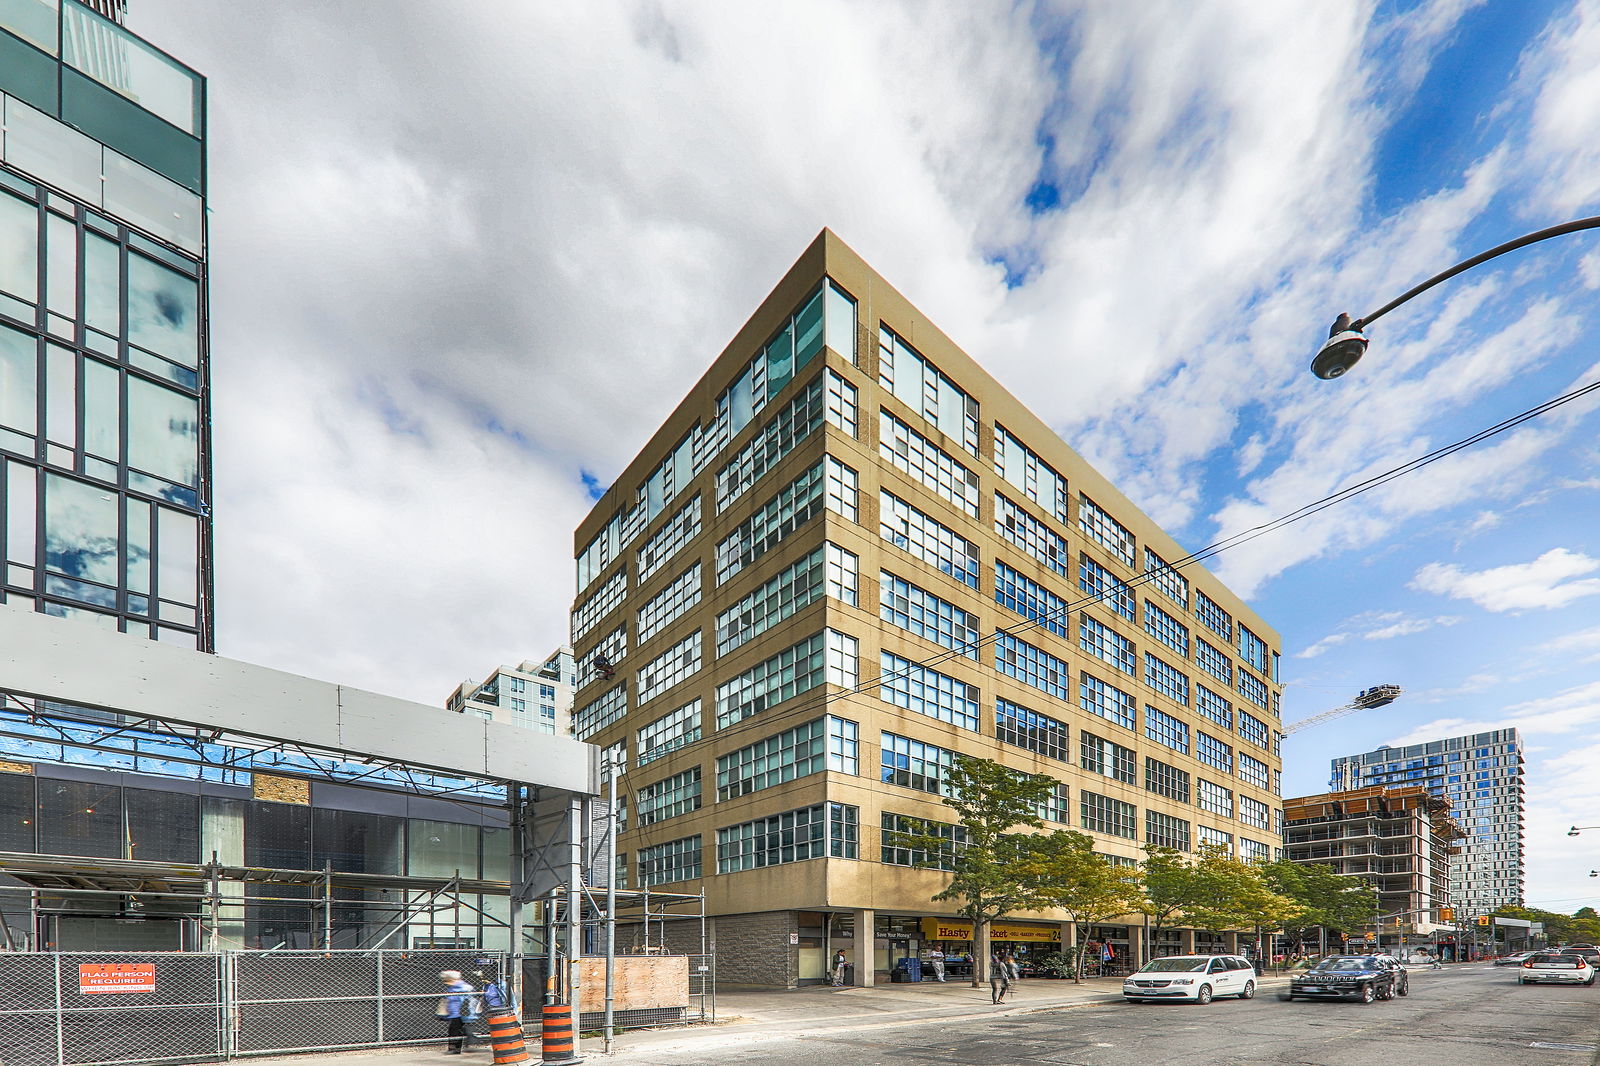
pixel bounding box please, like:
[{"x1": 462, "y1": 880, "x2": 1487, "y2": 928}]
[
  {"x1": 1259, "y1": 859, "x2": 1375, "y2": 953},
  {"x1": 1015, "y1": 831, "x2": 1144, "y2": 981},
  {"x1": 885, "y1": 754, "x2": 1057, "y2": 987},
  {"x1": 1140, "y1": 844, "x2": 1211, "y2": 948}
]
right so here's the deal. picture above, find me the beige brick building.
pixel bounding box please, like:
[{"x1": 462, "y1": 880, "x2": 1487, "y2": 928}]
[{"x1": 571, "y1": 230, "x2": 1285, "y2": 987}]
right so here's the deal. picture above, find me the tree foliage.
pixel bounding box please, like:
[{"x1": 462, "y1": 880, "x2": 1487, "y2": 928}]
[
  {"x1": 1258, "y1": 859, "x2": 1376, "y2": 938},
  {"x1": 1015, "y1": 831, "x2": 1145, "y2": 981}
]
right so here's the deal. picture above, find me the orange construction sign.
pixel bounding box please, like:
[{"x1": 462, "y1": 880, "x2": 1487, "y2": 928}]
[{"x1": 79, "y1": 963, "x2": 156, "y2": 993}]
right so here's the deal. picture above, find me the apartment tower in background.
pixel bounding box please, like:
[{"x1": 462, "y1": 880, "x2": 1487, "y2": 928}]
[
  {"x1": 447, "y1": 646, "x2": 576, "y2": 735},
  {"x1": 569, "y1": 230, "x2": 1287, "y2": 987},
  {"x1": 1330, "y1": 729, "x2": 1525, "y2": 916}
]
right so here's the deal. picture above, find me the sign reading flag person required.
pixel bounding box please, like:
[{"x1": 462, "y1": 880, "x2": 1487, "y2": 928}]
[{"x1": 79, "y1": 963, "x2": 157, "y2": 994}]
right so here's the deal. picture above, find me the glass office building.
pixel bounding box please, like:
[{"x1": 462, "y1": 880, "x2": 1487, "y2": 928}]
[
  {"x1": 1330, "y1": 728, "x2": 1525, "y2": 916},
  {"x1": 0, "y1": 0, "x2": 211, "y2": 650}
]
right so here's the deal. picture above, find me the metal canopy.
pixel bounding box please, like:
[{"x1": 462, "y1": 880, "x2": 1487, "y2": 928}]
[{"x1": 0, "y1": 852, "x2": 514, "y2": 897}]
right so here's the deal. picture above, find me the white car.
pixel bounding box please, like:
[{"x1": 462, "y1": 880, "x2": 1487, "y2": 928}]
[
  {"x1": 1518, "y1": 952, "x2": 1596, "y2": 986},
  {"x1": 1123, "y1": 954, "x2": 1258, "y2": 1004}
]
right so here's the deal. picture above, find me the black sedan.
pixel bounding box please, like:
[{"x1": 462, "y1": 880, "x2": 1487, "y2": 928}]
[{"x1": 1281, "y1": 955, "x2": 1408, "y2": 1003}]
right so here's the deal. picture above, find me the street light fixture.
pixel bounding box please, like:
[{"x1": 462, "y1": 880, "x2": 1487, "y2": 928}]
[{"x1": 1311, "y1": 215, "x2": 1600, "y2": 379}]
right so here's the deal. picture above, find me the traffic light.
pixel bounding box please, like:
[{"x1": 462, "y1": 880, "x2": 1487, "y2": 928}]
[
  {"x1": 1439, "y1": 907, "x2": 1454, "y2": 922},
  {"x1": 1340, "y1": 932, "x2": 1349, "y2": 941},
  {"x1": 1476, "y1": 916, "x2": 1490, "y2": 926}
]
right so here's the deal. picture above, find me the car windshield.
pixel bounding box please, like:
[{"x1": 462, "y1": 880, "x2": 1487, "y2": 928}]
[
  {"x1": 1139, "y1": 958, "x2": 1208, "y2": 973},
  {"x1": 1311, "y1": 957, "x2": 1375, "y2": 972}
]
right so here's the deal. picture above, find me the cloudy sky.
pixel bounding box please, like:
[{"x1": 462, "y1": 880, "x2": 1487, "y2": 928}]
[{"x1": 133, "y1": 0, "x2": 1599, "y2": 910}]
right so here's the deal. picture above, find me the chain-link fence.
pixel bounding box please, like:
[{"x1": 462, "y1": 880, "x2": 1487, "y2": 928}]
[{"x1": 0, "y1": 949, "x2": 508, "y2": 1065}]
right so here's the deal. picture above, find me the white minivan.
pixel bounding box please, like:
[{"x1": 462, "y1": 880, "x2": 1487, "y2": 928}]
[{"x1": 1123, "y1": 954, "x2": 1258, "y2": 1004}]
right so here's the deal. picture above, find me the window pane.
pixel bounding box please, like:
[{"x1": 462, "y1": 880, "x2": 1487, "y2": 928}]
[
  {"x1": 125, "y1": 496, "x2": 149, "y2": 594},
  {"x1": 45, "y1": 212, "x2": 77, "y2": 318},
  {"x1": 62, "y1": 3, "x2": 200, "y2": 134},
  {"x1": 83, "y1": 231, "x2": 120, "y2": 336},
  {"x1": 83, "y1": 357, "x2": 119, "y2": 460},
  {"x1": 0, "y1": 191, "x2": 39, "y2": 303},
  {"x1": 156, "y1": 505, "x2": 197, "y2": 606},
  {"x1": 126, "y1": 252, "x2": 198, "y2": 366},
  {"x1": 39, "y1": 779, "x2": 123, "y2": 858},
  {"x1": 43, "y1": 342, "x2": 74, "y2": 447},
  {"x1": 44, "y1": 472, "x2": 117, "y2": 584},
  {"x1": 0, "y1": 323, "x2": 37, "y2": 437},
  {"x1": 125, "y1": 787, "x2": 199, "y2": 863},
  {"x1": 128, "y1": 375, "x2": 198, "y2": 486}
]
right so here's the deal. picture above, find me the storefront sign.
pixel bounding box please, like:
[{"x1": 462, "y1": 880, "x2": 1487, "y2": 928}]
[
  {"x1": 920, "y1": 918, "x2": 1059, "y2": 943},
  {"x1": 79, "y1": 963, "x2": 156, "y2": 994}
]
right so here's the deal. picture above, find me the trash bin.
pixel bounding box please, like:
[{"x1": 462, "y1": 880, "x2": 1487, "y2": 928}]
[
  {"x1": 844, "y1": 963, "x2": 855, "y2": 985},
  {"x1": 898, "y1": 957, "x2": 922, "y2": 982}
]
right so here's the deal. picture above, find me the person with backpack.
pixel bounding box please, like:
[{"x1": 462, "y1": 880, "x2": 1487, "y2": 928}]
[{"x1": 437, "y1": 970, "x2": 481, "y2": 1054}]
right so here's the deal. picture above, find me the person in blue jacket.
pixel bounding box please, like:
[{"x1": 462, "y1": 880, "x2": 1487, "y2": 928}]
[{"x1": 438, "y1": 970, "x2": 477, "y2": 1054}]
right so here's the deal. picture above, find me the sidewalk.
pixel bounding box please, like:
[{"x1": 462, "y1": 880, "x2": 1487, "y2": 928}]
[{"x1": 258, "y1": 971, "x2": 1294, "y2": 1066}]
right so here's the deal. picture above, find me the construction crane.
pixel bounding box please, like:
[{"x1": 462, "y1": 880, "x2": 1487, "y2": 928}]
[{"x1": 1282, "y1": 684, "x2": 1402, "y2": 735}]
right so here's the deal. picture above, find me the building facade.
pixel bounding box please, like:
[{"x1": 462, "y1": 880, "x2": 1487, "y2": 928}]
[
  {"x1": 447, "y1": 646, "x2": 576, "y2": 735},
  {"x1": 0, "y1": 0, "x2": 211, "y2": 649},
  {"x1": 569, "y1": 230, "x2": 1287, "y2": 986},
  {"x1": 1329, "y1": 729, "x2": 1524, "y2": 917},
  {"x1": 1283, "y1": 786, "x2": 1457, "y2": 947}
]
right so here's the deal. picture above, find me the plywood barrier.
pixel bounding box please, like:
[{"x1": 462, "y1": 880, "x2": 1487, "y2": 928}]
[{"x1": 574, "y1": 955, "x2": 689, "y2": 1014}]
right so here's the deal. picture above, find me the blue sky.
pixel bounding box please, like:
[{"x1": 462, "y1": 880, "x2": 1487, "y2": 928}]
[{"x1": 132, "y1": 0, "x2": 1600, "y2": 912}]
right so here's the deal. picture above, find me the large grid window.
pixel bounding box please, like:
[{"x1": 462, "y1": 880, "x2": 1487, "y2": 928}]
[
  {"x1": 879, "y1": 652, "x2": 980, "y2": 731},
  {"x1": 1196, "y1": 732, "x2": 1234, "y2": 774},
  {"x1": 1080, "y1": 731, "x2": 1135, "y2": 784},
  {"x1": 1144, "y1": 653, "x2": 1190, "y2": 706},
  {"x1": 1196, "y1": 778, "x2": 1234, "y2": 818},
  {"x1": 572, "y1": 569, "x2": 627, "y2": 644},
  {"x1": 1238, "y1": 711, "x2": 1270, "y2": 749},
  {"x1": 1145, "y1": 705, "x2": 1190, "y2": 754},
  {"x1": 574, "y1": 685, "x2": 627, "y2": 741},
  {"x1": 993, "y1": 424, "x2": 1068, "y2": 523},
  {"x1": 879, "y1": 409, "x2": 980, "y2": 517},
  {"x1": 637, "y1": 564, "x2": 701, "y2": 644},
  {"x1": 715, "y1": 376, "x2": 826, "y2": 513},
  {"x1": 1081, "y1": 791, "x2": 1138, "y2": 839},
  {"x1": 1238, "y1": 625, "x2": 1270, "y2": 672},
  {"x1": 1195, "y1": 685, "x2": 1233, "y2": 730},
  {"x1": 1197, "y1": 826, "x2": 1234, "y2": 853},
  {"x1": 1036, "y1": 782, "x2": 1072, "y2": 824},
  {"x1": 1143, "y1": 600, "x2": 1189, "y2": 657},
  {"x1": 881, "y1": 812, "x2": 967, "y2": 869},
  {"x1": 637, "y1": 700, "x2": 701, "y2": 766},
  {"x1": 714, "y1": 463, "x2": 823, "y2": 584},
  {"x1": 1237, "y1": 669, "x2": 1269, "y2": 710},
  {"x1": 994, "y1": 561, "x2": 1070, "y2": 638},
  {"x1": 881, "y1": 490, "x2": 980, "y2": 588},
  {"x1": 1146, "y1": 810, "x2": 1191, "y2": 851},
  {"x1": 636, "y1": 630, "x2": 702, "y2": 706},
  {"x1": 716, "y1": 545, "x2": 857, "y2": 656},
  {"x1": 1195, "y1": 638, "x2": 1233, "y2": 686},
  {"x1": 1080, "y1": 615, "x2": 1136, "y2": 675},
  {"x1": 878, "y1": 327, "x2": 979, "y2": 455},
  {"x1": 1238, "y1": 837, "x2": 1271, "y2": 862},
  {"x1": 825, "y1": 456, "x2": 858, "y2": 521},
  {"x1": 996, "y1": 631, "x2": 1071, "y2": 699},
  {"x1": 996, "y1": 493, "x2": 1069, "y2": 576},
  {"x1": 881, "y1": 571, "x2": 980, "y2": 657},
  {"x1": 637, "y1": 768, "x2": 702, "y2": 826},
  {"x1": 716, "y1": 631, "x2": 827, "y2": 729},
  {"x1": 704, "y1": 282, "x2": 837, "y2": 456},
  {"x1": 1238, "y1": 754, "x2": 1270, "y2": 790},
  {"x1": 637, "y1": 495, "x2": 702, "y2": 583},
  {"x1": 1079, "y1": 495, "x2": 1135, "y2": 567},
  {"x1": 717, "y1": 716, "x2": 857, "y2": 799},
  {"x1": 880, "y1": 731, "x2": 955, "y2": 794},
  {"x1": 1143, "y1": 548, "x2": 1189, "y2": 609},
  {"x1": 591, "y1": 625, "x2": 627, "y2": 671},
  {"x1": 717, "y1": 803, "x2": 858, "y2": 873},
  {"x1": 1079, "y1": 555, "x2": 1135, "y2": 621},
  {"x1": 1080, "y1": 673, "x2": 1136, "y2": 731},
  {"x1": 1195, "y1": 589, "x2": 1233, "y2": 642},
  {"x1": 638, "y1": 835, "x2": 701, "y2": 886},
  {"x1": 995, "y1": 699, "x2": 1070, "y2": 761},
  {"x1": 1145, "y1": 757, "x2": 1190, "y2": 802},
  {"x1": 825, "y1": 369, "x2": 858, "y2": 437}
]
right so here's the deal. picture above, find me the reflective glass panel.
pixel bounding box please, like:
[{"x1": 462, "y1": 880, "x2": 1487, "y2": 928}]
[
  {"x1": 102, "y1": 152, "x2": 204, "y2": 256},
  {"x1": 43, "y1": 342, "x2": 74, "y2": 447},
  {"x1": 128, "y1": 252, "x2": 198, "y2": 366},
  {"x1": 0, "y1": 191, "x2": 38, "y2": 304},
  {"x1": 45, "y1": 212, "x2": 76, "y2": 317},
  {"x1": 125, "y1": 496, "x2": 148, "y2": 593},
  {"x1": 408, "y1": 819, "x2": 480, "y2": 878},
  {"x1": 0, "y1": 323, "x2": 36, "y2": 436},
  {"x1": 128, "y1": 375, "x2": 197, "y2": 485},
  {"x1": 83, "y1": 231, "x2": 120, "y2": 336},
  {"x1": 61, "y1": 4, "x2": 200, "y2": 134},
  {"x1": 156, "y1": 505, "x2": 196, "y2": 605},
  {"x1": 0, "y1": 0, "x2": 61, "y2": 54},
  {"x1": 5, "y1": 460, "x2": 36, "y2": 562},
  {"x1": 83, "y1": 357, "x2": 118, "y2": 460},
  {"x1": 43, "y1": 472, "x2": 117, "y2": 584},
  {"x1": 4, "y1": 98, "x2": 102, "y2": 205}
]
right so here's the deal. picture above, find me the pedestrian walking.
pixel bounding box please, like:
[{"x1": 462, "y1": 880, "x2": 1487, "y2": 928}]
[
  {"x1": 1003, "y1": 951, "x2": 1021, "y2": 981},
  {"x1": 1430, "y1": 952, "x2": 1443, "y2": 970},
  {"x1": 989, "y1": 952, "x2": 1012, "y2": 1004},
  {"x1": 926, "y1": 946, "x2": 946, "y2": 982},
  {"x1": 831, "y1": 949, "x2": 848, "y2": 986},
  {"x1": 437, "y1": 970, "x2": 480, "y2": 1054}
]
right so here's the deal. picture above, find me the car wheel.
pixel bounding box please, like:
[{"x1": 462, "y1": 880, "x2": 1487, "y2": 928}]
[
  {"x1": 1238, "y1": 980, "x2": 1255, "y2": 1000},
  {"x1": 1358, "y1": 983, "x2": 1375, "y2": 1004},
  {"x1": 1377, "y1": 983, "x2": 1394, "y2": 1001},
  {"x1": 1586, "y1": 978, "x2": 1594, "y2": 987},
  {"x1": 1397, "y1": 980, "x2": 1408, "y2": 997},
  {"x1": 1196, "y1": 984, "x2": 1213, "y2": 1005}
]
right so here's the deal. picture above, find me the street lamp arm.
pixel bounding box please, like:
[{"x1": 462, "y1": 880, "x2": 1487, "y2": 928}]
[
  {"x1": 1351, "y1": 215, "x2": 1600, "y2": 331},
  {"x1": 1312, "y1": 214, "x2": 1600, "y2": 379}
]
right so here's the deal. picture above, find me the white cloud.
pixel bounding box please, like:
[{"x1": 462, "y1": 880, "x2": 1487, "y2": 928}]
[
  {"x1": 1519, "y1": 0, "x2": 1600, "y2": 214},
  {"x1": 1410, "y1": 548, "x2": 1600, "y2": 612},
  {"x1": 1387, "y1": 679, "x2": 1600, "y2": 745},
  {"x1": 1295, "y1": 611, "x2": 1460, "y2": 658}
]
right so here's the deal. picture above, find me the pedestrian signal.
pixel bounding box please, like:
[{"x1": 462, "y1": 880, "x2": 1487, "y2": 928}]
[
  {"x1": 1475, "y1": 916, "x2": 1490, "y2": 926},
  {"x1": 1439, "y1": 907, "x2": 1454, "y2": 921}
]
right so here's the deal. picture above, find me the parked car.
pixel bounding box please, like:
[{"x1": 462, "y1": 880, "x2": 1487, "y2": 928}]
[
  {"x1": 1559, "y1": 946, "x2": 1599, "y2": 968},
  {"x1": 1122, "y1": 954, "x2": 1257, "y2": 1004},
  {"x1": 1518, "y1": 952, "x2": 1595, "y2": 986},
  {"x1": 1281, "y1": 954, "x2": 1408, "y2": 1003},
  {"x1": 1494, "y1": 951, "x2": 1537, "y2": 966}
]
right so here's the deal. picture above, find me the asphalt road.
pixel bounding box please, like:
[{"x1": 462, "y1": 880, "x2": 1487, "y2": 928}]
[{"x1": 622, "y1": 964, "x2": 1600, "y2": 1066}]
